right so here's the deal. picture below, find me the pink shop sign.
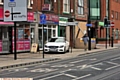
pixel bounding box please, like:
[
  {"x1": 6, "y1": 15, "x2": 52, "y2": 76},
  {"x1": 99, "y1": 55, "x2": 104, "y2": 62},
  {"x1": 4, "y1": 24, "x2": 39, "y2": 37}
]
[
  {"x1": 0, "y1": 41, "x2": 2, "y2": 52},
  {"x1": 24, "y1": 40, "x2": 30, "y2": 50}
]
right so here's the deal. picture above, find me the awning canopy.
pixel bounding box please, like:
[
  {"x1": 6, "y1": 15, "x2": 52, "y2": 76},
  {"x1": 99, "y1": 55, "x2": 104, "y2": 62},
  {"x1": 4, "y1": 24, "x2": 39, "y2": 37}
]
[{"x1": 0, "y1": 22, "x2": 14, "y2": 26}]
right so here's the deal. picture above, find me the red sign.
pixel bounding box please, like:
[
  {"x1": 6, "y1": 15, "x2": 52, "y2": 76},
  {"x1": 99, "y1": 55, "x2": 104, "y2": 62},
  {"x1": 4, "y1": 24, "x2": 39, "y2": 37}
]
[
  {"x1": 42, "y1": 4, "x2": 51, "y2": 11},
  {"x1": 111, "y1": 22, "x2": 114, "y2": 28},
  {"x1": 46, "y1": 14, "x2": 59, "y2": 22},
  {"x1": 0, "y1": 8, "x2": 3, "y2": 20},
  {"x1": 5, "y1": 10, "x2": 10, "y2": 17},
  {"x1": 27, "y1": 12, "x2": 34, "y2": 22}
]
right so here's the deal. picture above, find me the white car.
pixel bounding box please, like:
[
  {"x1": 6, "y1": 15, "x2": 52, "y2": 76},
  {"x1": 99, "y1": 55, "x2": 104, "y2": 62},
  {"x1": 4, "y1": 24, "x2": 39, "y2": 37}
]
[{"x1": 44, "y1": 37, "x2": 69, "y2": 53}]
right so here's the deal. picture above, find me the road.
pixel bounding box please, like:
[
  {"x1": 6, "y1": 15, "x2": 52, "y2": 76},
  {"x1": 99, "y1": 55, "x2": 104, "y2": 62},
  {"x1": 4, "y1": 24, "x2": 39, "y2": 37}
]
[{"x1": 0, "y1": 48, "x2": 120, "y2": 80}]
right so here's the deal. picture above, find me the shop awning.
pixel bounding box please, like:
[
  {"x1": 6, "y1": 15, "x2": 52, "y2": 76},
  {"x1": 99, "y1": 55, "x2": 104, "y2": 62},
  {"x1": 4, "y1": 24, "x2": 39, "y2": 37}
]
[{"x1": 0, "y1": 22, "x2": 14, "y2": 26}]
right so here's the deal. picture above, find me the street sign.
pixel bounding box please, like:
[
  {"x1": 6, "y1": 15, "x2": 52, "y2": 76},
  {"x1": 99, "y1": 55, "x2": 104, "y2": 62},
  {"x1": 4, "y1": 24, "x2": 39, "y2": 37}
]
[
  {"x1": 66, "y1": 22, "x2": 78, "y2": 26},
  {"x1": 4, "y1": 0, "x2": 27, "y2": 21},
  {"x1": 40, "y1": 14, "x2": 46, "y2": 24},
  {"x1": 5, "y1": 10, "x2": 10, "y2": 17},
  {"x1": 86, "y1": 24, "x2": 92, "y2": 27},
  {"x1": 111, "y1": 22, "x2": 114, "y2": 28},
  {"x1": 10, "y1": 0, "x2": 14, "y2": 2}
]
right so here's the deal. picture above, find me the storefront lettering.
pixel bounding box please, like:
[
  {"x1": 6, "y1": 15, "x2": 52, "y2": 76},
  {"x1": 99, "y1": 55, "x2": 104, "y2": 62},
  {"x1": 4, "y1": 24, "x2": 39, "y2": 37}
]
[{"x1": 14, "y1": 15, "x2": 27, "y2": 18}]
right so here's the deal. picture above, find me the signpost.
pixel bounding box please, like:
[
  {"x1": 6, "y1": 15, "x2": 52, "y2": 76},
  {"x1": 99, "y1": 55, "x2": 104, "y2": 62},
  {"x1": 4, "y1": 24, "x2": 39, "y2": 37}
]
[
  {"x1": 4, "y1": 0, "x2": 27, "y2": 60},
  {"x1": 111, "y1": 21, "x2": 114, "y2": 47},
  {"x1": 40, "y1": 14, "x2": 46, "y2": 59}
]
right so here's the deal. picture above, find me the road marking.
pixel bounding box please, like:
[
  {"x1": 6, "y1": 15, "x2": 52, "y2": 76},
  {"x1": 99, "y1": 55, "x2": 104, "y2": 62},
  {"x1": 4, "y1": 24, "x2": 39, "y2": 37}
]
[
  {"x1": 28, "y1": 68, "x2": 58, "y2": 73},
  {"x1": 39, "y1": 74, "x2": 63, "y2": 80},
  {"x1": 93, "y1": 63, "x2": 103, "y2": 66},
  {"x1": 90, "y1": 66, "x2": 102, "y2": 70},
  {"x1": 111, "y1": 57, "x2": 120, "y2": 61},
  {"x1": 105, "y1": 65, "x2": 120, "y2": 70},
  {"x1": 70, "y1": 59, "x2": 87, "y2": 63},
  {"x1": 72, "y1": 74, "x2": 92, "y2": 80},
  {"x1": 51, "y1": 64, "x2": 74, "y2": 68},
  {"x1": 105, "y1": 61, "x2": 119, "y2": 65},
  {"x1": 63, "y1": 73, "x2": 77, "y2": 78},
  {"x1": 9, "y1": 68, "x2": 28, "y2": 72},
  {"x1": 89, "y1": 58, "x2": 97, "y2": 61}
]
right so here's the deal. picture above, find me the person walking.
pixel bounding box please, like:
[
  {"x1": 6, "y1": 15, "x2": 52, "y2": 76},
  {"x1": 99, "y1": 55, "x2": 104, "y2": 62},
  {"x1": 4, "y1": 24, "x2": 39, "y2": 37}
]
[{"x1": 82, "y1": 34, "x2": 89, "y2": 51}]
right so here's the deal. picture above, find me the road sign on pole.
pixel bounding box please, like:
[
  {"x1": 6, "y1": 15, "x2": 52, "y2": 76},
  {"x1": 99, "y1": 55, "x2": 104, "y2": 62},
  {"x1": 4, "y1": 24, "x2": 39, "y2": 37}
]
[
  {"x1": 111, "y1": 21, "x2": 114, "y2": 28},
  {"x1": 4, "y1": 0, "x2": 27, "y2": 21},
  {"x1": 40, "y1": 14, "x2": 46, "y2": 24}
]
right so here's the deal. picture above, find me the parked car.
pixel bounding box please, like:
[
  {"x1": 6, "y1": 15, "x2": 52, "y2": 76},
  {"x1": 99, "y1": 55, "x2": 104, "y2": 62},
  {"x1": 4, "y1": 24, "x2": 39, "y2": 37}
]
[{"x1": 44, "y1": 37, "x2": 69, "y2": 53}]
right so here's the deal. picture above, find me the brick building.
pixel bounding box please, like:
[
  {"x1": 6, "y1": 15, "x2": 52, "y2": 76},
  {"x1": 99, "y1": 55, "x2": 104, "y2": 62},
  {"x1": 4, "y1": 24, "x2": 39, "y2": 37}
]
[{"x1": 96, "y1": 0, "x2": 120, "y2": 44}]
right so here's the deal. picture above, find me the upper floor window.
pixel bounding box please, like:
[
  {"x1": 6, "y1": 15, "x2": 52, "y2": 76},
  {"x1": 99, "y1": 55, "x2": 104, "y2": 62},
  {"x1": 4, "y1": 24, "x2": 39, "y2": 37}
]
[
  {"x1": 63, "y1": 0, "x2": 70, "y2": 14},
  {"x1": 78, "y1": 0, "x2": 84, "y2": 15},
  {"x1": 44, "y1": 0, "x2": 54, "y2": 11},
  {"x1": 27, "y1": 0, "x2": 33, "y2": 8},
  {"x1": 0, "y1": 0, "x2": 3, "y2": 4}
]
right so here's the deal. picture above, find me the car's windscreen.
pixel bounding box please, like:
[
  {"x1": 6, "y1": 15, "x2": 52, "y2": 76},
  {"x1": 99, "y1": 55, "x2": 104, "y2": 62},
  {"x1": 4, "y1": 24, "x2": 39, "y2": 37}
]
[{"x1": 48, "y1": 38, "x2": 65, "y2": 42}]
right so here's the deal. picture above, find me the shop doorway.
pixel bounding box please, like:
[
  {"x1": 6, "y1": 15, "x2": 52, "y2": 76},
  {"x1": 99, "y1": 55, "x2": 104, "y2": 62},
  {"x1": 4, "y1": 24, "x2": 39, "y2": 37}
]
[
  {"x1": 60, "y1": 26, "x2": 66, "y2": 37},
  {"x1": 2, "y1": 27, "x2": 9, "y2": 53}
]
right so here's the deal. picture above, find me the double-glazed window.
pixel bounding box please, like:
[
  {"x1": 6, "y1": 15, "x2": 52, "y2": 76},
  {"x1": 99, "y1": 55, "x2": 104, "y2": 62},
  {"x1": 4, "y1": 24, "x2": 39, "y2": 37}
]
[
  {"x1": 63, "y1": 0, "x2": 70, "y2": 13},
  {"x1": 78, "y1": 0, "x2": 84, "y2": 15}
]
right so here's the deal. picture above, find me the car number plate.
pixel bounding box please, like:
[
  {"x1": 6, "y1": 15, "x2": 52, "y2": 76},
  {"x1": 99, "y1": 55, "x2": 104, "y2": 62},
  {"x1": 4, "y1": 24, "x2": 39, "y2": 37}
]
[{"x1": 50, "y1": 49, "x2": 56, "y2": 51}]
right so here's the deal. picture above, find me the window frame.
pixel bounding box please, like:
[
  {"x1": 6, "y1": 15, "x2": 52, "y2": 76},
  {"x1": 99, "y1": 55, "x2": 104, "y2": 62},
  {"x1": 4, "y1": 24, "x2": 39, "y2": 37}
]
[
  {"x1": 63, "y1": 0, "x2": 70, "y2": 14},
  {"x1": 78, "y1": 0, "x2": 84, "y2": 15}
]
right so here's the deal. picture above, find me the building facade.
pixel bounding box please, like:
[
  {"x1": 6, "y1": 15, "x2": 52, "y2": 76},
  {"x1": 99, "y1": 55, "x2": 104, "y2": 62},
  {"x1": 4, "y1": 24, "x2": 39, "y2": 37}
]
[{"x1": 0, "y1": 0, "x2": 34, "y2": 53}]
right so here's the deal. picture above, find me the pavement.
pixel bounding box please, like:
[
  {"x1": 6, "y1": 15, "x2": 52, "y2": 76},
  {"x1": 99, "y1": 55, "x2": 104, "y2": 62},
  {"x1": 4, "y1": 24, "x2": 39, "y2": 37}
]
[{"x1": 0, "y1": 44, "x2": 118, "y2": 70}]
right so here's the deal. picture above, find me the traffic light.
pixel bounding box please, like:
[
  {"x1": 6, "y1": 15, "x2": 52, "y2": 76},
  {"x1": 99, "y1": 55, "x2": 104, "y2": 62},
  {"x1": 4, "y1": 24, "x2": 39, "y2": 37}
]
[
  {"x1": 104, "y1": 16, "x2": 108, "y2": 27},
  {"x1": 8, "y1": 27, "x2": 13, "y2": 53}
]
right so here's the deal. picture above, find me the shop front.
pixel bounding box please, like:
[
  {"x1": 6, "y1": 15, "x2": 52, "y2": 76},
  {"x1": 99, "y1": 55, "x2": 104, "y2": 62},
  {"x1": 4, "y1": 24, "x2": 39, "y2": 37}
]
[
  {"x1": 59, "y1": 17, "x2": 68, "y2": 37},
  {"x1": 0, "y1": 7, "x2": 34, "y2": 53},
  {"x1": 38, "y1": 14, "x2": 59, "y2": 48}
]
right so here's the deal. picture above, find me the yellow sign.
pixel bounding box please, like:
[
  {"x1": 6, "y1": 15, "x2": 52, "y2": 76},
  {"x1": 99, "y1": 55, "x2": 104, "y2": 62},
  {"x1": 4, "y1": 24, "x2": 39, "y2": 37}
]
[{"x1": 31, "y1": 43, "x2": 38, "y2": 53}]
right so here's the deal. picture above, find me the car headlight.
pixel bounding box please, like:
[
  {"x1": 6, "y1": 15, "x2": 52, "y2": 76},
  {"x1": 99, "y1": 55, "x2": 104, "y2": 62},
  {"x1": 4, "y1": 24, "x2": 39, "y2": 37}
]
[
  {"x1": 45, "y1": 45, "x2": 49, "y2": 48},
  {"x1": 59, "y1": 45, "x2": 64, "y2": 48}
]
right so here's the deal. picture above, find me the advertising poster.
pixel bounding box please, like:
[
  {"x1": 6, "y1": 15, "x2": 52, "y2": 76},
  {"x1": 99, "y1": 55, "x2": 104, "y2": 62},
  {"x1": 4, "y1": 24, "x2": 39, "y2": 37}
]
[
  {"x1": 24, "y1": 40, "x2": 30, "y2": 50},
  {"x1": 0, "y1": 40, "x2": 2, "y2": 52},
  {"x1": 18, "y1": 29, "x2": 24, "y2": 40}
]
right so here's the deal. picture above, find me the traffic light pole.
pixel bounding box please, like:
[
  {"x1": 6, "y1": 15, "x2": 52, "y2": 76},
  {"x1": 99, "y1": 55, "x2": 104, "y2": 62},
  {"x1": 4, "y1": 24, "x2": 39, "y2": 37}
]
[
  {"x1": 106, "y1": 28, "x2": 107, "y2": 49},
  {"x1": 88, "y1": 0, "x2": 91, "y2": 50}
]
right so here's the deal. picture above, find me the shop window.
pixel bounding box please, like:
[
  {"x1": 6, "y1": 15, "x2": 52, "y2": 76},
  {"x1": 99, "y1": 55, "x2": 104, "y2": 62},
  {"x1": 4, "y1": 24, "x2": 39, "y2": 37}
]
[
  {"x1": 53, "y1": 25, "x2": 56, "y2": 28},
  {"x1": 53, "y1": 30, "x2": 56, "y2": 37},
  {"x1": 24, "y1": 29, "x2": 30, "y2": 40},
  {"x1": 0, "y1": 28, "x2": 2, "y2": 40},
  {"x1": 48, "y1": 25, "x2": 51, "y2": 28},
  {"x1": 3, "y1": 27, "x2": 8, "y2": 39},
  {"x1": 38, "y1": 29, "x2": 42, "y2": 48}
]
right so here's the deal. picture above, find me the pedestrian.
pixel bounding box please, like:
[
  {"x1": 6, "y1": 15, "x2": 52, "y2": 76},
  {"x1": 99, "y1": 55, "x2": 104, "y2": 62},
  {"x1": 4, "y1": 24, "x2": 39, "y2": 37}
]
[{"x1": 82, "y1": 34, "x2": 89, "y2": 51}]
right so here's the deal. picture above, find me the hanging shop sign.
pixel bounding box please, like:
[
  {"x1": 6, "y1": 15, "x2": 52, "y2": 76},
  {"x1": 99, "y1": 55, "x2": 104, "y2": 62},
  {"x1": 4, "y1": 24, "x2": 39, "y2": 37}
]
[
  {"x1": 59, "y1": 17, "x2": 68, "y2": 26},
  {"x1": 27, "y1": 12, "x2": 34, "y2": 22}
]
